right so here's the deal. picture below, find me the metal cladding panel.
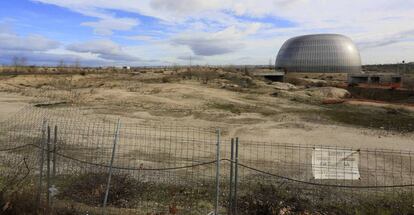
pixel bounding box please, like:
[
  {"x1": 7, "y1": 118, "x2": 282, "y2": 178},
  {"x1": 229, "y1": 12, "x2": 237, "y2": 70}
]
[{"x1": 275, "y1": 34, "x2": 361, "y2": 73}]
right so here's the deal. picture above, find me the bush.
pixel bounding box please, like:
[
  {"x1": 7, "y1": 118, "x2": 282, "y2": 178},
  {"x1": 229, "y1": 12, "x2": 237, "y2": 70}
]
[
  {"x1": 162, "y1": 76, "x2": 171, "y2": 83},
  {"x1": 1, "y1": 187, "x2": 42, "y2": 215},
  {"x1": 222, "y1": 73, "x2": 256, "y2": 88},
  {"x1": 179, "y1": 69, "x2": 221, "y2": 84}
]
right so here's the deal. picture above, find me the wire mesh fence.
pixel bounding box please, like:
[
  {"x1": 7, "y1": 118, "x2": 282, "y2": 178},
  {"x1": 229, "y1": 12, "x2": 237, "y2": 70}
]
[
  {"x1": 0, "y1": 106, "x2": 414, "y2": 214},
  {"x1": 223, "y1": 140, "x2": 414, "y2": 214}
]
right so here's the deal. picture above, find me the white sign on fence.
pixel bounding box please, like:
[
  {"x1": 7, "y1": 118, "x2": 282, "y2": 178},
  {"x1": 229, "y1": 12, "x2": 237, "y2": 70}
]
[{"x1": 312, "y1": 148, "x2": 360, "y2": 180}]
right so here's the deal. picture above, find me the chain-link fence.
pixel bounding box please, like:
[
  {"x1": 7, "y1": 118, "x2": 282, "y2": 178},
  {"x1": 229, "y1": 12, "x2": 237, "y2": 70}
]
[{"x1": 1, "y1": 106, "x2": 414, "y2": 214}]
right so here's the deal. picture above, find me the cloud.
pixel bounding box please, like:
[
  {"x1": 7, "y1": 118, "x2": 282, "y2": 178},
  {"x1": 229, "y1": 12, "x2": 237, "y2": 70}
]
[
  {"x1": 177, "y1": 55, "x2": 204, "y2": 61},
  {"x1": 173, "y1": 37, "x2": 243, "y2": 56},
  {"x1": 0, "y1": 48, "x2": 109, "y2": 66},
  {"x1": 171, "y1": 24, "x2": 261, "y2": 56},
  {"x1": 0, "y1": 24, "x2": 90, "y2": 66},
  {"x1": 30, "y1": 0, "x2": 414, "y2": 29},
  {"x1": 124, "y1": 35, "x2": 155, "y2": 41},
  {"x1": 150, "y1": 0, "x2": 225, "y2": 17},
  {"x1": 358, "y1": 29, "x2": 414, "y2": 49},
  {"x1": 0, "y1": 32, "x2": 60, "y2": 52},
  {"x1": 18, "y1": 0, "x2": 414, "y2": 64},
  {"x1": 81, "y1": 17, "x2": 139, "y2": 36},
  {"x1": 32, "y1": 0, "x2": 140, "y2": 35},
  {"x1": 0, "y1": 24, "x2": 162, "y2": 66},
  {"x1": 67, "y1": 40, "x2": 140, "y2": 61},
  {"x1": 0, "y1": 23, "x2": 11, "y2": 34}
]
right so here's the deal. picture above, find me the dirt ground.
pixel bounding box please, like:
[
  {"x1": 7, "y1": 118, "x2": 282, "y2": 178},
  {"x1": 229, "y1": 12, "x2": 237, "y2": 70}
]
[
  {"x1": 0, "y1": 68, "x2": 414, "y2": 151},
  {"x1": 0, "y1": 92, "x2": 32, "y2": 121}
]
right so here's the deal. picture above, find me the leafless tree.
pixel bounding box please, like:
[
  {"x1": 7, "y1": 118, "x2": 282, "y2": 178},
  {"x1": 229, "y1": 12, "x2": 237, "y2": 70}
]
[
  {"x1": 12, "y1": 56, "x2": 19, "y2": 67},
  {"x1": 57, "y1": 59, "x2": 66, "y2": 73},
  {"x1": 73, "y1": 59, "x2": 80, "y2": 68},
  {"x1": 58, "y1": 59, "x2": 65, "y2": 68},
  {"x1": 12, "y1": 56, "x2": 27, "y2": 72},
  {"x1": 12, "y1": 56, "x2": 27, "y2": 67},
  {"x1": 20, "y1": 57, "x2": 27, "y2": 66}
]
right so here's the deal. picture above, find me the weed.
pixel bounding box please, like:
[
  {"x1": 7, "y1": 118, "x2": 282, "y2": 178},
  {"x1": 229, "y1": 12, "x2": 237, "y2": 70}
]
[
  {"x1": 1, "y1": 186, "x2": 42, "y2": 215},
  {"x1": 59, "y1": 173, "x2": 215, "y2": 211},
  {"x1": 60, "y1": 173, "x2": 140, "y2": 207},
  {"x1": 162, "y1": 76, "x2": 171, "y2": 83},
  {"x1": 236, "y1": 183, "x2": 414, "y2": 215}
]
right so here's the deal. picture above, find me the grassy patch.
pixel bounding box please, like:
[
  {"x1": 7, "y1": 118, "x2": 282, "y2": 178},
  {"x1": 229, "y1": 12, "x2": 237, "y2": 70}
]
[
  {"x1": 210, "y1": 103, "x2": 243, "y2": 114},
  {"x1": 237, "y1": 183, "x2": 414, "y2": 215},
  {"x1": 323, "y1": 104, "x2": 414, "y2": 132},
  {"x1": 209, "y1": 102, "x2": 277, "y2": 116},
  {"x1": 57, "y1": 173, "x2": 215, "y2": 214},
  {"x1": 347, "y1": 87, "x2": 414, "y2": 103},
  {"x1": 282, "y1": 104, "x2": 414, "y2": 132},
  {"x1": 60, "y1": 173, "x2": 138, "y2": 207}
]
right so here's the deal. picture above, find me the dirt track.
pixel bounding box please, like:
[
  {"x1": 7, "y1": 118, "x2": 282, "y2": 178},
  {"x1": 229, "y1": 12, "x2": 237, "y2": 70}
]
[{"x1": 0, "y1": 92, "x2": 32, "y2": 121}]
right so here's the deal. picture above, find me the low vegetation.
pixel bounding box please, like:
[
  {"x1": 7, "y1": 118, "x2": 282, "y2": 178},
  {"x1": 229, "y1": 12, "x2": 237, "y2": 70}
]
[
  {"x1": 58, "y1": 173, "x2": 215, "y2": 214},
  {"x1": 3, "y1": 171, "x2": 413, "y2": 215},
  {"x1": 323, "y1": 104, "x2": 414, "y2": 133},
  {"x1": 237, "y1": 183, "x2": 414, "y2": 215},
  {"x1": 347, "y1": 87, "x2": 414, "y2": 103}
]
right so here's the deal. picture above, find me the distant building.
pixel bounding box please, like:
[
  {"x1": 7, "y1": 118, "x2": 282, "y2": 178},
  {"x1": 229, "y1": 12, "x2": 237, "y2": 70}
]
[
  {"x1": 348, "y1": 73, "x2": 402, "y2": 89},
  {"x1": 122, "y1": 66, "x2": 131, "y2": 70},
  {"x1": 275, "y1": 34, "x2": 361, "y2": 73}
]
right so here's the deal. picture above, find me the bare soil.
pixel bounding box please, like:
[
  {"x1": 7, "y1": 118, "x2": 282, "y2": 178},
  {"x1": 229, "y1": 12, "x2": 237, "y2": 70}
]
[{"x1": 0, "y1": 68, "x2": 413, "y2": 151}]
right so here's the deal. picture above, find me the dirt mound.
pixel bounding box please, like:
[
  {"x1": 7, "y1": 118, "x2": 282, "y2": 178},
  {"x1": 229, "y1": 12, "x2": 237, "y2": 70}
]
[
  {"x1": 271, "y1": 82, "x2": 297, "y2": 91},
  {"x1": 278, "y1": 87, "x2": 350, "y2": 103},
  {"x1": 286, "y1": 77, "x2": 328, "y2": 87},
  {"x1": 305, "y1": 87, "x2": 350, "y2": 99}
]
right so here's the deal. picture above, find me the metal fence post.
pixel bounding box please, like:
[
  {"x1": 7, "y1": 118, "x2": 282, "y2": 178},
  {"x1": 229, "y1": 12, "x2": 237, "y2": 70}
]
[
  {"x1": 46, "y1": 126, "x2": 51, "y2": 213},
  {"x1": 102, "y1": 119, "x2": 121, "y2": 214},
  {"x1": 50, "y1": 125, "x2": 57, "y2": 211},
  {"x1": 215, "y1": 128, "x2": 221, "y2": 215},
  {"x1": 52, "y1": 125, "x2": 57, "y2": 178},
  {"x1": 228, "y1": 138, "x2": 235, "y2": 215},
  {"x1": 233, "y1": 137, "x2": 239, "y2": 215},
  {"x1": 36, "y1": 119, "x2": 47, "y2": 210}
]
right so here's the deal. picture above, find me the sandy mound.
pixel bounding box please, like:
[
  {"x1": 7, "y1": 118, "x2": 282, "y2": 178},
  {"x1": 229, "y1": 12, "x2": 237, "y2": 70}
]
[
  {"x1": 271, "y1": 82, "x2": 297, "y2": 91},
  {"x1": 305, "y1": 87, "x2": 350, "y2": 99},
  {"x1": 277, "y1": 87, "x2": 350, "y2": 102}
]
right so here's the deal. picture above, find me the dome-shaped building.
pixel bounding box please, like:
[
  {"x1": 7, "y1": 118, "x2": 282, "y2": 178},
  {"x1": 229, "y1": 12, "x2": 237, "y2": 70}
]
[{"x1": 275, "y1": 34, "x2": 361, "y2": 73}]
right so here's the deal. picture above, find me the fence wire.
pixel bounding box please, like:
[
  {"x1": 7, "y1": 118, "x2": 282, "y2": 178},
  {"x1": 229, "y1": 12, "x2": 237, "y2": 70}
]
[
  {"x1": 0, "y1": 106, "x2": 414, "y2": 215},
  {"x1": 220, "y1": 140, "x2": 414, "y2": 215}
]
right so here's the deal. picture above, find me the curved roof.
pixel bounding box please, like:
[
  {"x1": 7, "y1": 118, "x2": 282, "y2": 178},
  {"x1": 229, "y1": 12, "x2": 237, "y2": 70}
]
[{"x1": 275, "y1": 34, "x2": 361, "y2": 73}]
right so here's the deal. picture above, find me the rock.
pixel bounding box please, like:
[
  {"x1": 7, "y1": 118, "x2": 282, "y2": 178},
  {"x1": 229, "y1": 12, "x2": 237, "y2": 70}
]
[
  {"x1": 271, "y1": 82, "x2": 297, "y2": 91},
  {"x1": 273, "y1": 86, "x2": 350, "y2": 103},
  {"x1": 218, "y1": 81, "x2": 240, "y2": 89},
  {"x1": 305, "y1": 87, "x2": 350, "y2": 99},
  {"x1": 298, "y1": 78, "x2": 328, "y2": 87}
]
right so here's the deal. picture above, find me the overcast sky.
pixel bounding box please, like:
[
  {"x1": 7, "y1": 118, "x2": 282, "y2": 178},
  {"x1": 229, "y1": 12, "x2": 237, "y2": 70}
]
[{"x1": 0, "y1": 0, "x2": 413, "y2": 66}]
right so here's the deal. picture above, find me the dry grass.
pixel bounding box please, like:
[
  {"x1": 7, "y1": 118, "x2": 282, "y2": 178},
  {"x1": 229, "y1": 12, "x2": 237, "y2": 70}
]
[{"x1": 237, "y1": 183, "x2": 414, "y2": 215}]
